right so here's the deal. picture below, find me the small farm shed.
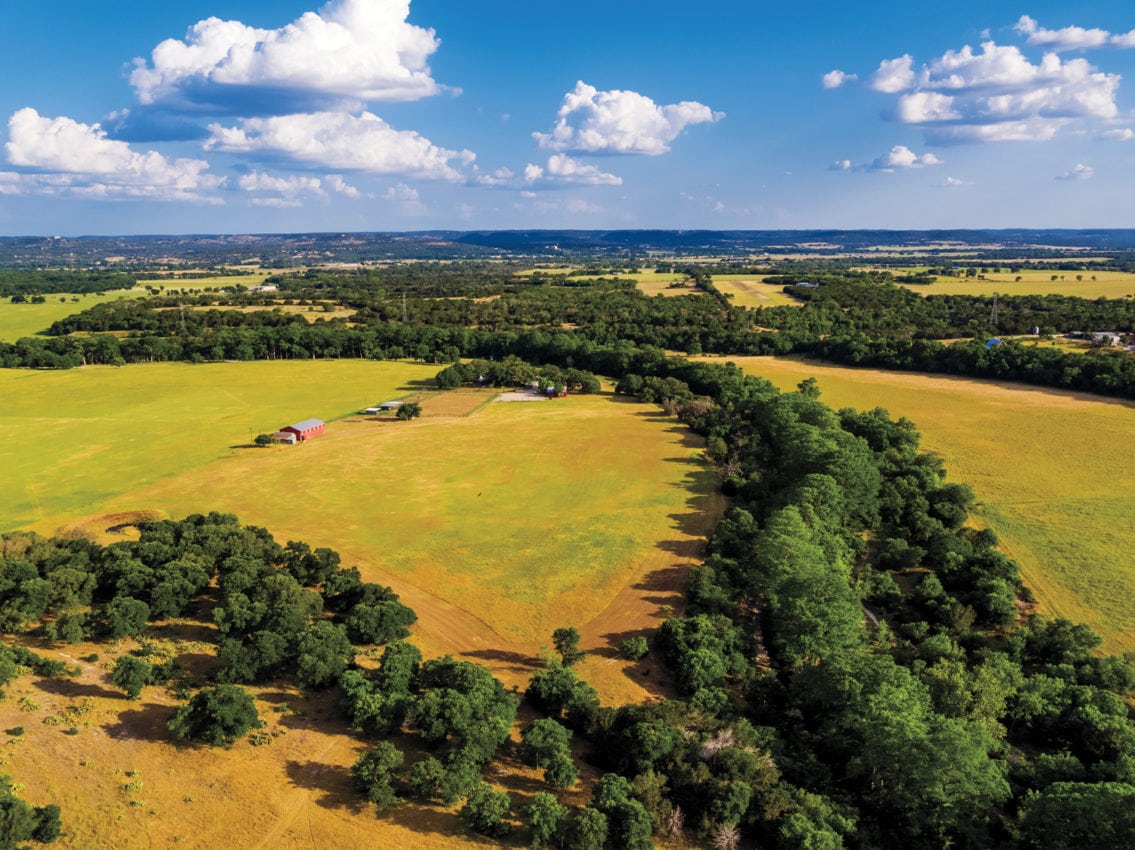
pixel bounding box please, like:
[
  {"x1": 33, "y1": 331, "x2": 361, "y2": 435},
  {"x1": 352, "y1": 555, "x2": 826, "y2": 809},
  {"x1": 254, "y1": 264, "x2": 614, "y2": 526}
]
[
  {"x1": 281, "y1": 418, "x2": 325, "y2": 442},
  {"x1": 270, "y1": 431, "x2": 297, "y2": 444},
  {"x1": 377, "y1": 401, "x2": 403, "y2": 411}
]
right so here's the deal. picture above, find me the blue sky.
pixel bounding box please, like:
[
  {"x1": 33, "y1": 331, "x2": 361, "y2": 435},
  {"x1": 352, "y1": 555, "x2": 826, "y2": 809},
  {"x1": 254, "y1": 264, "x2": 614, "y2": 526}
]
[{"x1": 4, "y1": 1, "x2": 1135, "y2": 235}]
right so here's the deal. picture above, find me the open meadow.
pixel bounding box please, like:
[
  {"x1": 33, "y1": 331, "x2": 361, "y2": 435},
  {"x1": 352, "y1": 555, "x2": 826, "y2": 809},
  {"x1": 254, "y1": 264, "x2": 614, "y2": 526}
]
[
  {"x1": 712, "y1": 274, "x2": 803, "y2": 308},
  {"x1": 895, "y1": 268, "x2": 1135, "y2": 299},
  {"x1": 5, "y1": 363, "x2": 719, "y2": 697},
  {"x1": 712, "y1": 356, "x2": 1135, "y2": 653},
  {"x1": 0, "y1": 291, "x2": 146, "y2": 342}
]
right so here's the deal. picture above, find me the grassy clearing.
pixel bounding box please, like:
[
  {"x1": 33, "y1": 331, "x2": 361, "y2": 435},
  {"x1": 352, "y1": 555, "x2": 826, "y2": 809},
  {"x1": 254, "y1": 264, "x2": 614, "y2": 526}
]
[
  {"x1": 1, "y1": 360, "x2": 439, "y2": 533},
  {"x1": 712, "y1": 275, "x2": 803, "y2": 308},
  {"x1": 6, "y1": 362, "x2": 718, "y2": 698},
  {"x1": 896, "y1": 269, "x2": 1135, "y2": 299},
  {"x1": 709, "y1": 355, "x2": 1135, "y2": 653},
  {"x1": 85, "y1": 392, "x2": 717, "y2": 651},
  {"x1": 136, "y1": 270, "x2": 277, "y2": 291},
  {"x1": 0, "y1": 291, "x2": 147, "y2": 342}
]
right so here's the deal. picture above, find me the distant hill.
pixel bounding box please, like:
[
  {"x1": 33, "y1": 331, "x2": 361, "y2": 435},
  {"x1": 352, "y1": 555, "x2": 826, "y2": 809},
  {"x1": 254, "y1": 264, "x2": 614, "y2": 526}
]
[{"x1": 6, "y1": 229, "x2": 1135, "y2": 268}]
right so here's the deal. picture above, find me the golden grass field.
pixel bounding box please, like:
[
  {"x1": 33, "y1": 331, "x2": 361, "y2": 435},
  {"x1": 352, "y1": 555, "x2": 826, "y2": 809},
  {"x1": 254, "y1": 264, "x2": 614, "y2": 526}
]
[
  {"x1": 896, "y1": 268, "x2": 1135, "y2": 299},
  {"x1": 1, "y1": 361, "x2": 719, "y2": 848},
  {"x1": 711, "y1": 356, "x2": 1135, "y2": 653},
  {"x1": 712, "y1": 275, "x2": 803, "y2": 308}
]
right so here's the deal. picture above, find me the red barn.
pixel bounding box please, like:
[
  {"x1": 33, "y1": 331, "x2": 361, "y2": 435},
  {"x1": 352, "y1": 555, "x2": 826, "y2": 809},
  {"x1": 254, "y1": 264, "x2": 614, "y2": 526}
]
[{"x1": 281, "y1": 418, "x2": 325, "y2": 442}]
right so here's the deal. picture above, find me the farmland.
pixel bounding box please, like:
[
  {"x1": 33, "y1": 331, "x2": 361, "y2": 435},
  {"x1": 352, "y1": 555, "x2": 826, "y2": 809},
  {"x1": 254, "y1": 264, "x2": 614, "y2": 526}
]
[
  {"x1": 713, "y1": 355, "x2": 1135, "y2": 653},
  {"x1": 4, "y1": 364, "x2": 718, "y2": 699},
  {"x1": 0, "y1": 360, "x2": 438, "y2": 532},
  {"x1": 896, "y1": 268, "x2": 1135, "y2": 299}
]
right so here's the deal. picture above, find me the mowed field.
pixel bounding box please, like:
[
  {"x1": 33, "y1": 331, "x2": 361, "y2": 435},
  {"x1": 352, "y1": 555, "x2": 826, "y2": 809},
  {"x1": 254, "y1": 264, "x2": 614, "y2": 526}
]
[
  {"x1": 1, "y1": 361, "x2": 439, "y2": 534},
  {"x1": 896, "y1": 268, "x2": 1135, "y2": 299},
  {"x1": 712, "y1": 356, "x2": 1135, "y2": 653},
  {"x1": 713, "y1": 275, "x2": 803, "y2": 308}
]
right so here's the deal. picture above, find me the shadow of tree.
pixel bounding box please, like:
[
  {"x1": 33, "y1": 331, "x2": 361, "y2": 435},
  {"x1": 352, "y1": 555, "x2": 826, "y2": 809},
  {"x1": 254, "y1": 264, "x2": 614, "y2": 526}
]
[
  {"x1": 34, "y1": 676, "x2": 121, "y2": 700},
  {"x1": 104, "y1": 702, "x2": 176, "y2": 743},
  {"x1": 460, "y1": 649, "x2": 539, "y2": 677},
  {"x1": 284, "y1": 759, "x2": 367, "y2": 814}
]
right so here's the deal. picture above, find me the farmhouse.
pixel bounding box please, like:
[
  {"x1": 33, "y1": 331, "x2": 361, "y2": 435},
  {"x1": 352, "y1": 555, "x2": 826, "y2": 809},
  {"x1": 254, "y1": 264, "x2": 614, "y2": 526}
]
[
  {"x1": 270, "y1": 431, "x2": 297, "y2": 444},
  {"x1": 280, "y1": 418, "x2": 325, "y2": 442}
]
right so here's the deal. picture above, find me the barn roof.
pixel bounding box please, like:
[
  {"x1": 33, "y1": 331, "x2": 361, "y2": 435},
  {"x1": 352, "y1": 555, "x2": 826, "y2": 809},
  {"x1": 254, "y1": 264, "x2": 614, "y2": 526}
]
[{"x1": 289, "y1": 418, "x2": 325, "y2": 431}]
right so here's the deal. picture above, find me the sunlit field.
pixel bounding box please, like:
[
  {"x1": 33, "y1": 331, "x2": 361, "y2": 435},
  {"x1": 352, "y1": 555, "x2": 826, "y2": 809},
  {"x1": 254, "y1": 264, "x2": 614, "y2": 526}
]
[
  {"x1": 0, "y1": 291, "x2": 146, "y2": 342},
  {"x1": 895, "y1": 268, "x2": 1135, "y2": 299},
  {"x1": 713, "y1": 274, "x2": 803, "y2": 308},
  {"x1": 710, "y1": 355, "x2": 1135, "y2": 653}
]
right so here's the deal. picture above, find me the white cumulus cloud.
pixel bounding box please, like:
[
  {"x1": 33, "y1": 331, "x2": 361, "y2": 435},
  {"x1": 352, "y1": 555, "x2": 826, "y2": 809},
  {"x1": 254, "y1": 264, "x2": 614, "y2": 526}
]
[
  {"x1": 525, "y1": 154, "x2": 622, "y2": 186},
  {"x1": 822, "y1": 70, "x2": 856, "y2": 89},
  {"x1": 1056, "y1": 163, "x2": 1094, "y2": 180},
  {"x1": 1100, "y1": 127, "x2": 1135, "y2": 141},
  {"x1": 870, "y1": 145, "x2": 942, "y2": 171},
  {"x1": 846, "y1": 40, "x2": 1119, "y2": 144},
  {"x1": 869, "y1": 55, "x2": 916, "y2": 93},
  {"x1": 205, "y1": 111, "x2": 472, "y2": 180},
  {"x1": 1015, "y1": 15, "x2": 1135, "y2": 52},
  {"x1": 131, "y1": 0, "x2": 442, "y2": 108},
  {"x1": 5, "y1": 108, "x2": 219, "y2": 201},
  {"x1": 533, "y1": 81, "x2": 723, "y2": 155}
]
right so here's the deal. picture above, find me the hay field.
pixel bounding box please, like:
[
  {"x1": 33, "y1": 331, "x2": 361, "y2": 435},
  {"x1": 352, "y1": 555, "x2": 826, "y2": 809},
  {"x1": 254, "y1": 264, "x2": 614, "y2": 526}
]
[
  {"x1": 1, "y1": 360, "x2": 438, "y2": 533},
  {"x1": 0, "y1": 291, "x2": 146, "y2": 342},
  {"x1": 897, "y1": 269, "x2": 1135, "y2": 299},
  {"x1": 710, "y1": 356, "x2": 1135, "y2": 653},
  {"x1": 712, "y1": 275, "x2": 802, "y2": 308}
]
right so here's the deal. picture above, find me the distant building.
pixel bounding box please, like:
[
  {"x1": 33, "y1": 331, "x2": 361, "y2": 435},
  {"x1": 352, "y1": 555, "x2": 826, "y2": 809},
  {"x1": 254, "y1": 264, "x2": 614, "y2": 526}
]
[
  {"x1": 247, "y1": 284, "x2": 278, "y2": 292},
  {"x1": 270, "y1": 431, "x2": 297, "y2": 444},
  {"x1": 281, "y1": 418, "x2": 325, "y2": 442}
]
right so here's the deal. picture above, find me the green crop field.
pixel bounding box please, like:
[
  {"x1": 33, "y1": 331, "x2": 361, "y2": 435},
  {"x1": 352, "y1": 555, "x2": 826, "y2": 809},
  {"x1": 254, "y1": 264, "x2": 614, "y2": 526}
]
[
  {"x1": 896, "y1": 268, "x2": 1135, "y2": 299},
  {"x1": 0, "y1": 290, "x2": 146, "y2": 342},
  {"x1": 710, "y1": 355, "x2": 1135, "y2": 653}
]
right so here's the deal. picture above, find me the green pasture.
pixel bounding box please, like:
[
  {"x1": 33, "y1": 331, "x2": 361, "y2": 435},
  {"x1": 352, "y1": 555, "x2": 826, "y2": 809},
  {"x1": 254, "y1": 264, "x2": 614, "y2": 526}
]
[
  {"x1": 90, "y1": 391, "x2": 715, "y2": 645},
  {"x1": 0, "y1": 360, "x2": 438, "y2": 533},
  {"x1": 713, "y1": 355, "x2": 1135, "y2": 653},
  {"x1": 0, "y1": 290, "x2": 146, "y2": 342},
  {"x1": 3, "y1": 362, "x2": 714, "y2": 647}
]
